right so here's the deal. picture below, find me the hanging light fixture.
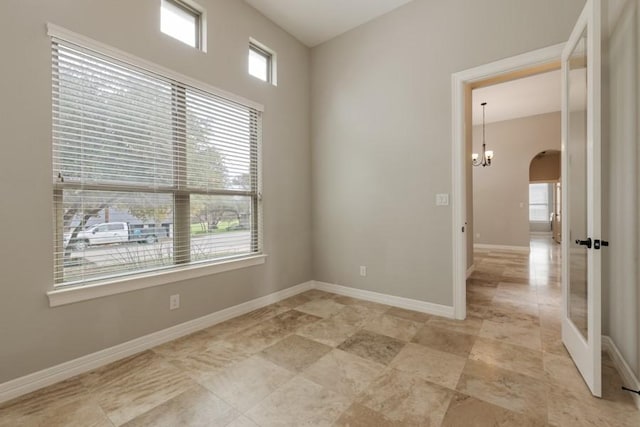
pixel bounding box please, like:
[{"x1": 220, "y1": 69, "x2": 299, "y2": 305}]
[{"x1": 472, "y1": 102, "x2": 494, "y2": 167}]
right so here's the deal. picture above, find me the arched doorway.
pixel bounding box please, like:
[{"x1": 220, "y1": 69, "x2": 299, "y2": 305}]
[{"x1": 529, "y1": 150, "x2": 561, "y2": 243}]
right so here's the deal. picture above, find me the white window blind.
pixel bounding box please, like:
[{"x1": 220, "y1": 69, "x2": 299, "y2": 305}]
[
  {"x1": 529, "y1": 183, "x2": 550, "y2": 222},
  {"x1": 52, "y1": 35, "x2": 262, "y2": 287}
]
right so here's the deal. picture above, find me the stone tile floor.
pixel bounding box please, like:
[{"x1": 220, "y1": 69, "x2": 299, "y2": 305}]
[{"x1": 1, "y1": 237, "x2": 638, "y2": 426}]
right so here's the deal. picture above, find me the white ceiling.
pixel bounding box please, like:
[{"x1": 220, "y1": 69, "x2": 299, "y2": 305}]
[
  {"x1": 245, "y1": 0, "x2": 415, "y2": 47},
  {"x1": 472, "y1": 70, "x2": 561, "y2": 125}
]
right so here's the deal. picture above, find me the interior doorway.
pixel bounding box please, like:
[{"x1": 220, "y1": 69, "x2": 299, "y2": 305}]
[{"x1": 451, "y1": 43, "x2": 564, "y2": 320}]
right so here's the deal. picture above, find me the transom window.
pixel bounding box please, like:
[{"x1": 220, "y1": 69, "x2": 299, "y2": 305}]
[
  {"x1": 160, "y1": 0, "x2": 203, "y2": 49},
  {"x1": 249, "y1": 41, "x2": 274, "y2": 84},
  {"x1": 51, "y1": 35, "x2": 262, "y2": 287}
]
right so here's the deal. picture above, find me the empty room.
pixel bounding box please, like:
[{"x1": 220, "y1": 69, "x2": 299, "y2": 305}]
[{"x1": 0, "y1": 0, "x2": 639, "y2": 425}]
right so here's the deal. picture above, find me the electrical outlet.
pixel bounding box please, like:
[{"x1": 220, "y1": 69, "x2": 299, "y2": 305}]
[
  {"x1": 169, "y1": 294, "x2": 180, "y2": 310},
  {"x1": 360, "y1": 266, "x2": 367, "y2": 277},
  {"x1": 476, "y1": 233, "x2": 480, "y2": 238}
]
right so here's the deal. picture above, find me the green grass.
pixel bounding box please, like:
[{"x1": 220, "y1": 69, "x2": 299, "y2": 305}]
[{"x1": 190, "y1": 219, "x2": 240, "y2": 235}]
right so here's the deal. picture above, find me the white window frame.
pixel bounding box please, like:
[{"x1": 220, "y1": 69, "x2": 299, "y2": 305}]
[
  {"x1": 160, "y1": 0, "x2": 207, "y2": 52},
  {"x1": 249, "y1": 38, "x2": 277, "y2": 86},
  {"x1": 529, "y1": 182, "x2": 552, "y2": 222},
  {"x1": 46, "y1": 24, "x2": 265, "y2": 307}
]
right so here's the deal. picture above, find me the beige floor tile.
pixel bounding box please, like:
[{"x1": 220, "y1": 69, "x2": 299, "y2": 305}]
[
  {"x1": 540, "y1": 327, "x2": 569, "y2": 357},
  {"x1": 426, "y1": 315, "x2": 483, "y2": 336},
  {"x1": 357, "y1": 368, "x2": 454, "y2": 426},
  {"x1": 466, "y1": 286, "x2": 496, "y2": 305},
  {"x1": 259, "y1": 334, "x2": 332, "y2": 372},
  {"x1": 151, "y1": 330, "x2": 213, "y2": 360},
  {"x1": 546, "y1": 382, "x2": 640, "y2": 427},
  {"x1": 467, "y1": 303, "x2": 540, "y2": 330},
  {"x1": 279, "y1": 293, "x2": 313, "y2": 309},
  {"x1": 411, "y1": 324, "x2": 477, "y2": 357},
  {"x1": 210, "y1": 303, "x2": 292, "y2": 335},
  {"x1": 385, "y1": 306, "x2": 432, "y2": 323},
  {"x1": 296, "y1": 298, "x2": 346, "y2": 318},
  {"x1": 226, "y1": 416, "x2": 260, "y2": 427},
  {"x1": 121, "y1": 385, "x2": 239, "y2": 427},
  {"x1": 363, "y1": 313, "x2": 421, "y2": 342},
  {"x1": 543, "y1": 352, "x2": 592, "y2": 394},
  {"x1": 302, "y1": 349, "x2": 385, "y2": 398},
  {"x1": 538, "y1": 306, "x2": 562, "y2": 331},
  {"x1": 389, "y1": 343, "x2": 466, "y2": 389},
  {"x1": 246, "y1": 376, "x2": 351, "y2": 427},
  {"x1": 196, "y1": 355, "x2": 294, "y2": 412},
  {"x1": 81, "y1": 351, "x2": 195, "y2": 426},
  {"x1": 331, "y1": 296, "x2": 391, "y2": 313},
  {"x1": 441, "y1": 392, "x2": 546, "y2": 427},
  {"x1": 333, "y1": 403, "x2": 402, "y2": 427},
  {"x1": 479, "y1": 319, "x2": 542, "y2": 351},
  {"x1": 0, "y1": 393, "x2": 111, "y2": 427},
  {"x1": 297, "y1": 315, "x2": 360, "y2": 347},
  {"x1": 331, "y1": 304, "x2": 383, "y2": 327},
  {"x1": 0, "y1": 377, "x2": 88, "y2": 423},
  {"x1": 224, "y1": 310, "x2": 322, "y2": 354},
  {"x1": 489, "y1": 297, "x2": 539, "y2": 317},
  {"x1": 337, "y1": 330, "x2": 405, "y2": 365},
  {"x1": 456, "y1": 359, "x2": 547, "y2": 423},
  {"x1": 469, "y1": 337, "x2": 544, "y2": 378}
]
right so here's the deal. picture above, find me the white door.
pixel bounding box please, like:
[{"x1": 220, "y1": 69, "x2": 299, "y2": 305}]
[{"x1": 561, "y1": 0, "x2": 603, "y2": 397}]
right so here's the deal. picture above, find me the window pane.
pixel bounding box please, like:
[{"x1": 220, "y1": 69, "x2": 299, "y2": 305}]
[
  {"x1": 161, "y1": 0, "x2": 198, "y2": 48},
  {"x1": 249, "y1": 48, "x2": 268, "y2": 81},
  {"x1": 529, "y1": 183, "x2": 549, "y2": 204},
  {"x1": 185, "y1": 89, "x2": 255, "y2": 192},
  {"x1": 54, "y1": 44, "x2": 174, "y2": 187},
  {"x1": 190, "y1": 195, "x2": 254, "y2": 260},
  {"x1": 58, "y1": 191, "x2": 173, "y2": 284},
  {"x1": 529, "y1": 183, "x2": 550, "y2": 222}
]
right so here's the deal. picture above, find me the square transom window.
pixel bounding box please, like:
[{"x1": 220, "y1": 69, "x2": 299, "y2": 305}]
[{"x1": 161, "y1": 0, "x2": 202, "y2": 49}]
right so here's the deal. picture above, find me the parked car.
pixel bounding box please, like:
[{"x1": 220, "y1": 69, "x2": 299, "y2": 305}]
[{"x1": 68, "y1": 222, "x2": 165, "y2": 250}]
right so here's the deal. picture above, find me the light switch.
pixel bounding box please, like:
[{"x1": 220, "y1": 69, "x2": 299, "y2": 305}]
[{"x1": 436, "y1": 193, "x2": 449, "y2": 206}]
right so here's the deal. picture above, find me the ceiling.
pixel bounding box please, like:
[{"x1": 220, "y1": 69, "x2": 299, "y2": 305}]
[
  {"x1": 472, "y1": 70, "x2": 561, "y2": 125},
  {"x1": 245, "y1": 0, "x2": 414, "y2": 47}
]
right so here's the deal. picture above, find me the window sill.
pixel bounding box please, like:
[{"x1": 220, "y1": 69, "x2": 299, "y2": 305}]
[{"x1": 47, "y1": 254, "x2": 267, "y2": 307}]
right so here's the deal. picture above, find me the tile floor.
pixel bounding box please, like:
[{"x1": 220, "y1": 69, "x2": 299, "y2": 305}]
[{"x1": 1, "y1": 237, "x2": 639, "y2": 426}]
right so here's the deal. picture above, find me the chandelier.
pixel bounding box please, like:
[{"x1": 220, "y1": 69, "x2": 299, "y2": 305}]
[{"x1": 472, "y1": 102, "x2": 494, "y2": 167}]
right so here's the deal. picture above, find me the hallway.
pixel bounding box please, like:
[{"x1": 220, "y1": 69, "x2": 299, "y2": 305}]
[{"x1": 467, "y1": 237, "x2": 639, "y2": 426}]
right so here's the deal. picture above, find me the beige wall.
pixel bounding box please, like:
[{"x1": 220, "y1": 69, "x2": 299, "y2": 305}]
[
  {"x1": 311, "y1": 0, "x2": 584, "y2": 305},
  {"x1": 0, "y1": 0, "x2": 311, "y2": 383},
  {"x1": 603, "y1": 0, "x2": 640, "y2": 378},
  {"x1": 530, "y1": 151, "x2": 561, "y2": 182},
  {"x1": 472, "y1": 113, "x2": 561, "y2": 247}
]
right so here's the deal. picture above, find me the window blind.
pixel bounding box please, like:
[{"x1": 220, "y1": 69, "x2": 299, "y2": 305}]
[{"x1": 52, "y1": 36, "x2": 262, "y2": 287}]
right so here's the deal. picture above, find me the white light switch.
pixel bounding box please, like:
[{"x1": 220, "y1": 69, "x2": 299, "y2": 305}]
[{"x1": 436, "y1": 193, "x2": 449, "y2": 206}]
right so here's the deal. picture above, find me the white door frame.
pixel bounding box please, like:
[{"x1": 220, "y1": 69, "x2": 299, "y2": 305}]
[{"x1": 451, "y1": 43, "x2": 565, "y2": 320}]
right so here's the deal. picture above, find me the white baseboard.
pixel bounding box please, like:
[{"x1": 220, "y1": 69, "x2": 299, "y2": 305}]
[
  {"x1": 466, "y1": 265, "x2": 475, "y2": 279},
  {"x1": 474, "y1": 243, "x2": 530, "y2": 252},
  {"x1": 0, "y1": 280, "x2": 315, "y2": 405},
  {"x1": 313, "y1": 280, "x2": 454, "y2": 319},
  {"x1": 602, "y1": 335, "x2": 640, "y2": 410}
]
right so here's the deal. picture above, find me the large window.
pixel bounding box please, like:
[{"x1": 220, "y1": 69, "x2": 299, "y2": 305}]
[
  {"x1": 52, "y1": 34, "x2": 261, "y2": 287},
  {"x1": 529, "y1": 183, "x2": 551, "y2": 222}
]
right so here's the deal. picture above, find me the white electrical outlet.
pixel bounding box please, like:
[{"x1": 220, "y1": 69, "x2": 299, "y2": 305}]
[
  {"x1": 476, "y1": 233, "x2": 480, "y2": 238},
  {"x1": 360, "y1": 266, "x2": 367, "y2": 277},
  {"x1": 169, "y1": 294, "x2": 180, "y2": 310}
]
